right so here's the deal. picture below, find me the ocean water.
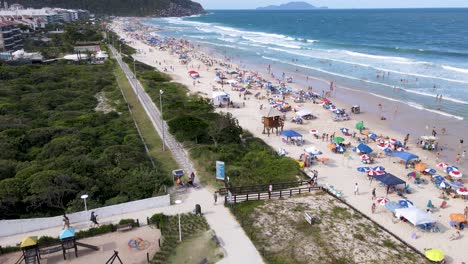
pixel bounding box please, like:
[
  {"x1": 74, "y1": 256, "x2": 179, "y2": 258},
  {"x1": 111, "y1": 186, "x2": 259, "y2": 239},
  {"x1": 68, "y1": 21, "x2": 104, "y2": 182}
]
[{"x1": 146, "y1": 9, "x2": 468, "y2": 120}]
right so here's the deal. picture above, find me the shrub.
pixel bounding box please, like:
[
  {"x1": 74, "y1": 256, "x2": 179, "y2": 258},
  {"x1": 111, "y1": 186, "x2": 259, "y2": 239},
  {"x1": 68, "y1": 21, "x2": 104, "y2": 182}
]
[
  {"x1": 37, "y1": 236, "x2": 60, "y2": 247},
  {"x1": 75, "y1": 224, "x2": 115, "y2": 239},
  {"x1": 119, "y1": 218, "x2": 138, "y2": 227}
]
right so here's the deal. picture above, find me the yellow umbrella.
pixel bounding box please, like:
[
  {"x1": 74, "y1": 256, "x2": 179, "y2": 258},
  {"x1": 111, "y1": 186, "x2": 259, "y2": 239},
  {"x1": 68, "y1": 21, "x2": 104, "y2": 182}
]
[
  {"x1": 450, "y1": 213, "x2": 466, "y2": 223},
  {"x1": 20, "y1": 237, "x2": 37, "y2": 248},
  {"x1": 425, "y1": 249, "x2": 444, "y2": 262}
]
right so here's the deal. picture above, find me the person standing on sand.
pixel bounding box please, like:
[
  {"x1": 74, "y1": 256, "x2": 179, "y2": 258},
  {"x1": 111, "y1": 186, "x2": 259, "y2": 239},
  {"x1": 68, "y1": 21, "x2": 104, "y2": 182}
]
[
  {"x1": 371, "y1": 203, "x2": 376, "y2": 214},
  {"x1": 214, "y1": 192, "x2": 218, "y2": 205},
  {"x1": 456, "y1": 153, "x2": 461, "y2": 164},
  {"x1": 464, "y1": 206, "x2": 468, "y2": 219},
  {"x1": 372, "y1": 188, "x2": 376, "y2": 200},
  {"x1": 354, "y1": 183, "x2": 359, "y2": 195}
]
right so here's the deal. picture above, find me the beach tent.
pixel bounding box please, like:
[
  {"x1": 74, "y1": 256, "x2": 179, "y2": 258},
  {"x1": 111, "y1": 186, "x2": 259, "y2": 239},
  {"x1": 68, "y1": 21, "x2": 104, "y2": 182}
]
[
  {"x1": 212, "y1": 91, "x2": 230, "y2": 106},
  {"x1": 281, "y1": 130, "x2": 302, "y2": 139},
  {"x1": 296, "y1": 109, "x2": 313, "y2": 117},
  {"x1": 356, "y1": 143, "x2": 373, "y2": 154},
  {"x1": 304, "y1": 147, "x2": 322, "y2": 155},
  {"x1": 394, "y1": 207, "x2": 435, "y2": 226},
  {"x1": 385, "y1": 201, "x2": 401, "y2": 213},
  {"x1": 392, "y1": 151, "x2": 419, "y2": 168},
  {"x1": 372, "y1": 173, "x2": 406, "y2": 194}
]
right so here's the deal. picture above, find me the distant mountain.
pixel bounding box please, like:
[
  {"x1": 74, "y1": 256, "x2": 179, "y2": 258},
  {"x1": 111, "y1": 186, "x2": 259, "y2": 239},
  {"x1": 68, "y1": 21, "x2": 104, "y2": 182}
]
[
  {"x1": 13, "y1": 0, "x2": 205, "y2": 17},
  {"x1": 256, "y1": 1, "x2": 326, "y2": 10}
]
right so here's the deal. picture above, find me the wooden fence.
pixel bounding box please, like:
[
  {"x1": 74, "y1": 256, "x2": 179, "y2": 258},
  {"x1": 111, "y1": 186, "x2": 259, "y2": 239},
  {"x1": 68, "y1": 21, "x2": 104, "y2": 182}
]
[{"x1": 224, "y1": 186, "x2": 322, "y2": 204}]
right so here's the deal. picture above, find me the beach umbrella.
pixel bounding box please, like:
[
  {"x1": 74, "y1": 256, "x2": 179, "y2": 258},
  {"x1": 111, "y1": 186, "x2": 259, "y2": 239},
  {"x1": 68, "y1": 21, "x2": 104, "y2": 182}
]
[
  {"x1": 446, "y1": 166, "x2": 459, "y2": 173},
  {"x1": 439, "y1": 181, "x2": 449, "y2": 188},
  {"x1": 333, "y1": 137, "x2": 345, "y2": 143},
  {"x1": 389, "y1": 138, "x2": 398, "y2": 144},
  {"x1": 357, "y1": 167, "x2": 371, "y2": 173},
  {"x1": 376, "y1": 197, "x2": 390, "y2": 205},
  {"x1": 373, "y1": 166, "x2": 385, "y2": 171},
  {"x1": 368, "y1": 133, "x2": 378, "y2": 139},
  {"x1": 327, "y1": 143, "x2": 337, "y2": 150},
  {"x1": 355, "y1": 121, "x2": 364, "y2": 131},
  {"x1": 437, "y1": 162, "x2": 448, "y2": 168},
  {"x1": 340, "y1": 128, "x2": 349, "y2": 133},
  {"x1": 396, "y1": 147, "x2": 405, "y2": 152},
  {"x1": 449, "y1": 170, "x2": 462, "y2": 178},
  {"x1": 361, "y1": 130, "x2": 370, "y2": 135},
  {"x1": 385, "y1": 201, "x2": 401, "y2": 213},
  {"x1": 239, "y1": 88, "x2": 246, "y2": 92},
  {"x1": 424, "y1": 168, "x2": 436, "y2": 175},
  {"x1": 376, "y1": 138, "x2": 385, "y2": 144},
  {"x1": 368, "y1": 170, "x2": 385, "y2": 176},
  {"x1": 188, "y1": 70, "x2": 198, "y2": 74},
  {"x1": 425, "y1": 249, "x2": 444, "y2": 262},
  {"x1": 415, "y1": 163, "x2": 427, "y2": 172},
  {"x1": 20, "y1": 237, "x2": 37, "y2": 248},
  {"x1": 59, "y1": 228, "x2": 75, "y2": 240},
  {"x1": 450, "y1": 181, "x2": 463, "y2": 189},
  {"x1": 309, "y1": 129, "x2": 318, "y2": 134},
  {"x1": 394, "y1": 141, "x2": 403, "y2": 147},
  {"x1": 450, "y1": 213, "x2": 466, "y2": 223},
  {"x1": 336, "y1": 145, "x2": 345, "y2": 153},
  {"x1": 357, "y1": 143, "x2": 373, "y2": 154},
  {"x1": 398, "y1": 199, "x2": 414, "y2": 208},
  {"x1": 432, "y1": 174, "x2": 444, "y2": 180},
  {"x1": 304, "y1": 147, "x2": 322, "y2": 155},
  {"x1": 457, "y1": 187, "x2": 468, "y2": 195},
  {"x1": 360, "y1": 154, "x2": 370, "y2": 160},
  {"x1": 383, "y1": 148, "x2": 393, "y2": 153}
]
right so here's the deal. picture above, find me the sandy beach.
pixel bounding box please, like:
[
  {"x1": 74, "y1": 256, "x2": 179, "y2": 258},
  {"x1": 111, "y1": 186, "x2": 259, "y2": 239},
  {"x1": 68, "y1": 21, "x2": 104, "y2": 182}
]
[{"x1": 111, "y1": 18, "x2": 468, "y2": 263}]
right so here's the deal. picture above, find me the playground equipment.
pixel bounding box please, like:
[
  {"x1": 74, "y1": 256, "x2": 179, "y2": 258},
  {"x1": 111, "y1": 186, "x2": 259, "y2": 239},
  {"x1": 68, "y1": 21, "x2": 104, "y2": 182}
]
[{"x1": 20, "y1": 237, "x2": 40, "y2": 264}]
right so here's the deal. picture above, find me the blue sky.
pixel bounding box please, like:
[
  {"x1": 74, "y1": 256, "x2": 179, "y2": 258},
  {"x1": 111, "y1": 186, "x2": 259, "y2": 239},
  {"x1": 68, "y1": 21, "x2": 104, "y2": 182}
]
[{"x1": 196, "y1": 0, "x2": 468, "y2": 9}]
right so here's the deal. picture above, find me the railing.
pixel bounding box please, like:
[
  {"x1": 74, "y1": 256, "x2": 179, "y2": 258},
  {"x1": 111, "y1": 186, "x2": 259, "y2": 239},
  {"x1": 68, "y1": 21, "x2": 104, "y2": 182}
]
[
  {"x1": 218, "y1": 180, "x2": 310, "y2": 196},
  {"x1": 225, "y1": 186, "x2": 322, "y2": 204}
]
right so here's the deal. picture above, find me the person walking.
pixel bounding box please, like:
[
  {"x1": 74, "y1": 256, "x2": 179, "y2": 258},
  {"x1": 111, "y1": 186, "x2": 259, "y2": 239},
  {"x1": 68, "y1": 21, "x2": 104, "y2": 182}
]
[
  {"x1": 464, "y1": 206, "x2": 468, "y2": 220},
  {"x1": 354, "y1": 183, "x2": 359, "y2": 195},
  {"x1": 371, "y1": 203, "x2": 376, "y2": 214},
  {"x1": 63, "y1": 214, "x2": 70, "y2": 229},
  {"x1": 90, "y1": 211, "x2": 99, "y2": 227},
  {"x1": 268, "y1": 184, "x2": 273, "y2": 198},
  {"x1": 372, "y1": 188, "x2": 376, "y2": 200},
  {"x1": 456, "y1": 153, "x2": 461, "y2": 164},
  {"x1": 214, "y1": 192, "x2": 218, "y2": 205}
]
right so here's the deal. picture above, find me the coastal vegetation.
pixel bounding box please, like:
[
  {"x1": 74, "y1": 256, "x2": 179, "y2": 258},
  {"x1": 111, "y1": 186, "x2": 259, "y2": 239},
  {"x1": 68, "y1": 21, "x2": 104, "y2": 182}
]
[
  {"x1": 15, "y1": 0, "x2": 205, "y2": 17},
  {"x1": 119, "y1": 53, "x2": 300, "y2": 187},
  {"x1": 230, "y1": 194, "x2": 428, "y2": 264},
  {"x1": 0, "y1": 61, "x2": 171, "y2": 219}
]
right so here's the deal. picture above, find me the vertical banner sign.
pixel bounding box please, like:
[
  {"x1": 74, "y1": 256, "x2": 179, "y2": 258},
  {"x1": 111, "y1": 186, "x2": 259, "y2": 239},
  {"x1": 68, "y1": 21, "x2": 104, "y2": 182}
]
[{"x1": 216, "y1": 161, "x2": 225, "y2": 180}]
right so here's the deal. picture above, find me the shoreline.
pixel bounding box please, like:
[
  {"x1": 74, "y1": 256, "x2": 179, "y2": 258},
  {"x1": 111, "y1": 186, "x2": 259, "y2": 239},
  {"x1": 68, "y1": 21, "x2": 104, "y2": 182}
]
[{"x1": 112, "y1": 17, "x2": 468, "y2": 262}]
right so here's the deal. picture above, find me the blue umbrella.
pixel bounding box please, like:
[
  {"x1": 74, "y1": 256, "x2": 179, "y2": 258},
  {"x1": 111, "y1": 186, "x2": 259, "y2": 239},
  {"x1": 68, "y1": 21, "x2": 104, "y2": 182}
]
[
  {"x1": 368, "y1": 133, "x2": 378, "y2": 139},
  {"x1": 424, "y1": 168, "x2": 436, "y2": 175},
  {"x1": 357, "y1": 167, "x2": 371, "y2": 173},
  {"x1": 336, "y1": 146, "x2": 345, "y2": 153},
  {"x1": 383, "y1": 148, "x2": 392, "y2": 153},
  {"x1": 398, "y1": 199, "x2": 414, "y2": 208},
  {"x1": 394, "y1": 141, "x2": 403, "y2": 147},
  {"x1": 373, "y1": 166, "x2": 385, "y2": 171},
  {"x1": 450, "y1": 181, "x2": 463, "y2": 189},
  {"x1": 356, "y1": 143, "x2": 373, "y2": 154},
  {"x1": 340, "y1": 128, "x2": 349, "y2": 133},
  {"x1": 59, "y1": 228, "x2": 75, "y2": 240},
  {"x1": 446, "y1": 166, "x2": 459, "y2": 173},
  {"x1": 385, "y1": 202, "x2": 401, "y2": 213},
  {"x1": 432, "y1": 175, "x2": 444, "y2": 182}
]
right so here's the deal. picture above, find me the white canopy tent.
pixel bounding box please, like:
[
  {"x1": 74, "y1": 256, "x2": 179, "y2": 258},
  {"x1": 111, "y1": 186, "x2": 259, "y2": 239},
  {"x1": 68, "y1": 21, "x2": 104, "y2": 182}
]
[
  {"x1": 296, "y1": 109, "x2": 313, "y2": 117},
  {"x1": 212, "y1": 91, "x2": 230, "y2": 106},
  {"x1": 394, "y1": 207, "x2": 435, "y2": 226}
]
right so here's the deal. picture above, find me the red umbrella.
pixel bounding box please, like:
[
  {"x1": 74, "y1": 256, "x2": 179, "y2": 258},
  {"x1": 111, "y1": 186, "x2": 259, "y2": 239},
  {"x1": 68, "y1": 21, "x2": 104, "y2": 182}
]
[
  {"x1": 376, "y1": 197, "x2": 390, "y2": 205},
  {"x1": 457, "y1": 188, "x2": 468, "y2": 195},
  {"x1": 437, "y1": 162, "x2": 448, "y2": 168},
  {"x1": 368, "y1": 170, "x2": 385, "y2": 176},
  {"x1": 360, "y1": 154, "x2": 370, "y2": 160},
  {"x1": 188, "y1": 70, "x2": 198, "y2": 74}
]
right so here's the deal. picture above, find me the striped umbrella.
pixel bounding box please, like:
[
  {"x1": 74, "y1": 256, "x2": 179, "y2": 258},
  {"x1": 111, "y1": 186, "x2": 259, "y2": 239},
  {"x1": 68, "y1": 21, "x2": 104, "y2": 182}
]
[
  {"x1": 424, "y1": 168, "x2": 437, "y2": 175},
  {"x1": 457, "y1": 187, "x2": 468, "y2": 195},
  {"x1": 398, "y1": 199, "x2": 414, "y2": 208},
  {"x1": 449, "y1": 170, "x2": 463, "y2": 178},
  {"x1": 357, "y1": 167, "x2": 371, "y2": 173},
  {"x1": 368, "y1": 170, "x2": 385, "y2": 176},
  {"x1": 360, "y1": 154, "x2": 370, "y2": 160},
  {"x1": 376, "y1": 197, "x2": 390, "y2": 205},
  {"x1": 446, "y1": 166, "x2": 459, "y2": 173},
  {"x1": 437, "y1": 162, "x2": 448, "y2": 168},
  {"x1": 373, "y1": 166, "x2": 385, "y2": 171}
]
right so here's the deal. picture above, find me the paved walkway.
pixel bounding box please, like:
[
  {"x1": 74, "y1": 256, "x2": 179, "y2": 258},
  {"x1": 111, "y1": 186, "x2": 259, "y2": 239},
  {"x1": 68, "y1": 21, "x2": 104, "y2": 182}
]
[{"x1": 0, "y1": 48, "x2": 264, "y2": 264}]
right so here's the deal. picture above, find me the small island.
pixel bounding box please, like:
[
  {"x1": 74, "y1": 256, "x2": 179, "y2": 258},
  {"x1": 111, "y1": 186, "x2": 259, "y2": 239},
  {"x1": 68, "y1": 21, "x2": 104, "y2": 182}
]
[{"x1": 256, "y1": 1, "x2": 327, "y2": 10}]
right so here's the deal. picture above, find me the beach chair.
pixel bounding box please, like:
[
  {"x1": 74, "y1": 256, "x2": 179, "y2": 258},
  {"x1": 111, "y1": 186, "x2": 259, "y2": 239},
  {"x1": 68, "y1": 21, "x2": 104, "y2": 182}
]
[{"x1": 440, "y1": 200, "x2": 447, "y2": 209}]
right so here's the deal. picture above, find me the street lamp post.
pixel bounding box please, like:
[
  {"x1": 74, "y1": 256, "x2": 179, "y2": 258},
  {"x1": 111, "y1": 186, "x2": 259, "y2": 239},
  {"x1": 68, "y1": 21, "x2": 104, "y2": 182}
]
[
  {"x1": 160, "y1": 89, "x2": 165, "y2": 151},
  {"x1": 80, "y1": 194, "x2": 89, "y2": 211},
  {"x1": 133, "y1": 57, "x2": 136, "y2": 79}
]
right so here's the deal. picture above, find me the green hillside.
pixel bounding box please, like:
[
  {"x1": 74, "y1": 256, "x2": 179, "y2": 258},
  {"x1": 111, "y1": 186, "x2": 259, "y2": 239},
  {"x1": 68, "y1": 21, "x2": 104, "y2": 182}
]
[{"x1": 12, "y1": 0, "x2": 205, "y2": 17}]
